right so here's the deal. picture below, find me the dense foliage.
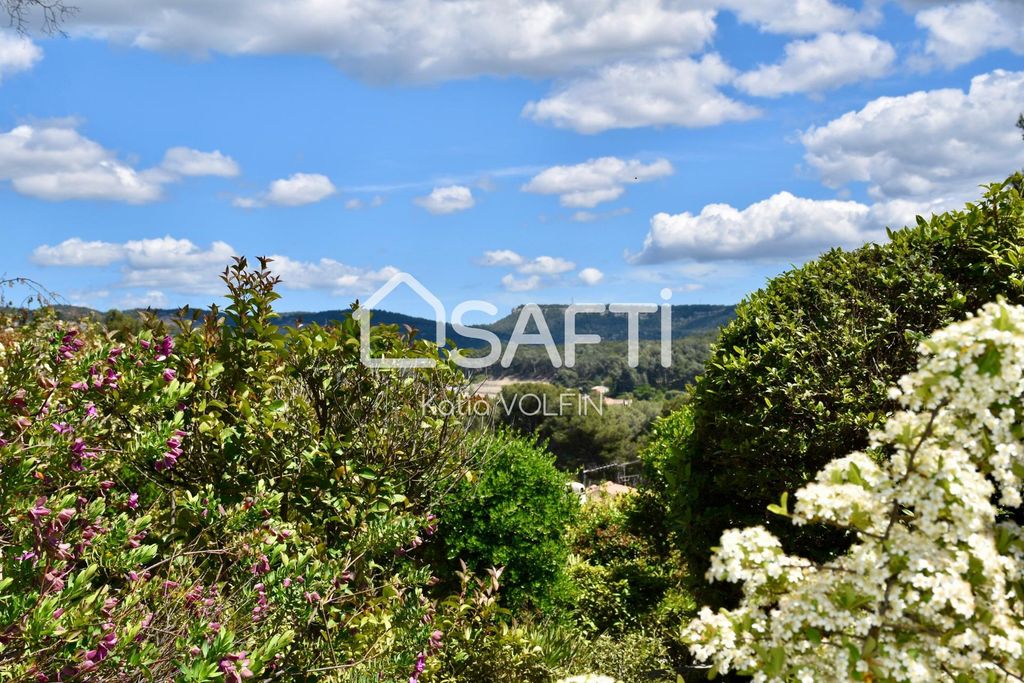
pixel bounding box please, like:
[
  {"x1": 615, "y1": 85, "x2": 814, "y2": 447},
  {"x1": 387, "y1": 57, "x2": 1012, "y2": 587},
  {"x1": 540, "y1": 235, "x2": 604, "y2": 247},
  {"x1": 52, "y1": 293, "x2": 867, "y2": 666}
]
[
  {"x1": 478, "y1": 334, "x2": 716, "y2": 395},
  {"x1": 432, "y1": 432, "x2": 577, "y2": 609},
  {"x1": 493, "y1": 382, "x2": 661, "y2": 470},
  {"x1": 686, "y1": 300, "x2": 1024, "y2": 681},
  {"x1": 0, "y1": 258, "x2": 492, "y2": 681},
  {"x1": 675, "y1": 175, "x2": 1024, "y2": 600}
]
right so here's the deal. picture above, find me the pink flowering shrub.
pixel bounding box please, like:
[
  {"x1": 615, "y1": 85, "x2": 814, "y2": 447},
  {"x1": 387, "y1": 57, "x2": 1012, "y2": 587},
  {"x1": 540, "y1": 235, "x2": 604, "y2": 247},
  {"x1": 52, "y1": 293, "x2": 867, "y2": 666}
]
[{"x1": 0, "y1": 258, "x2": 491, "y2": 680}]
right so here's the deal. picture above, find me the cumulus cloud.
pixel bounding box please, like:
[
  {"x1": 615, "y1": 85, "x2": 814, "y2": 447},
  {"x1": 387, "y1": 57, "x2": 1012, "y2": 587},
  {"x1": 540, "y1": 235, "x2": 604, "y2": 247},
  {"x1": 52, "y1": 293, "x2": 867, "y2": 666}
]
[
  {"x1": 632, "y1": 68, "x2": 1024, "y2": 266},
  {"x1": 719, "y1": 0, "x2": 861, "y2": 34},
  {"x1": 32, "y1": 236, "x2": 398, "y2": 297},
  {"x1": 70, "y1": 1, "x2": 716, "y2": 82},
  {"x1": 118, "y1": 290, "x2": 169, "y2": 309},
  {"x1": 523, "y1": 55, "x2": 759, "y2": 134},
  {"x1": 578, "y1": 267, "x2": 604, "y2": 285},
  {"x1": 415, "y1": 185, "x2": 475, "y2": 214},
  {"x1": 32, "y1": 238, "x2": 126, "y2": 267},
  {"x1": 0, "y1": 122, "x2": 239, "y2": 203},
  {"x1": 33, "y1": 236, "x2": 235, "y2": 294},
  {"x1": 480, "y1": 249, "x2": 524, "y2": 267},
  {"x1": 267, "y1": 173, "x2": 336, "y2": 205},
  {"x1": 483, "y1": 250, "x2": 577, "y2": 290},
  {"x1": 522, "y1": 157, "x2": 673, "y2": 208},
  {"x1": 800, "y1": 69, "x2": 1024, "y2": 204},
  {"x1": 736, "y1": 32, "x2": 895, "y2": 97},
  {"x1": 0, "y1": 31, "x2": 42, "y2": 82},
  {"x1": 912, "y1": 0, "x2": 1024, "y2": 67},
  {"x1": 262, "y1": 256, "x2": 398, "y2": 292},
  {"x1": 501, "y1": 273, "x2": 543, "y2": 292},
  {"x1": 160, "y1": 147, "x2": 240, "y2": 177},
  {"x1": 631, "y1": 192, "x2": 888, "y2": 263},
  {"x1": 518, "y1": 255, "x2": 575, "y2": 275},
  {"x1": 234, "y1": 173, "x2": 337, "y2": 208}
]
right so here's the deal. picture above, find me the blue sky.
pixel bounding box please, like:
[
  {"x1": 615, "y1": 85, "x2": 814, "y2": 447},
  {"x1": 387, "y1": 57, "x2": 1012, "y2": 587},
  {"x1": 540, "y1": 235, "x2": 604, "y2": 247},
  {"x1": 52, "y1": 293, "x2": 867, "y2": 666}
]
[{"x1": 1, "y1": 0, "x2": 1023, "y2": 319}]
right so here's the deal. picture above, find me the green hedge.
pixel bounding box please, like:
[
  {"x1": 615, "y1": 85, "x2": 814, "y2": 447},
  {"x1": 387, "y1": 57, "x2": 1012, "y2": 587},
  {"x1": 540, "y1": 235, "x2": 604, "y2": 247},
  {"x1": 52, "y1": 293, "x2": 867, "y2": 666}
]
[{"x1": 673, "y1": 174, "x2": 1024, "y2": 604}]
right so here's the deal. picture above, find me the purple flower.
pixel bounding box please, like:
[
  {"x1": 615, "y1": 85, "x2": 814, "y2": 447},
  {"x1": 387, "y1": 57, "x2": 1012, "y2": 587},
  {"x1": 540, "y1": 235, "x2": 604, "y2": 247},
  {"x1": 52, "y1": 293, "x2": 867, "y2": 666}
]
[
  {"x1": 70, "y1": 381, "x2": 88, "y2": 392},
  {"x1": 219, "y1": 652, "x2": 253, "y2": 683},
  {"x1": 29, "y1": 498, "x2": 51, "y2": 521},
  {"x1": 50, "y1": 422, "x2": 72, "y2": 435},
  {"x1": 162, "y1": 368, "x2": 177, "y2": 383},
  {"x1": 127, "y1": 493, "x2": 139, "y2": 510},
  {"x1": 252, "y1": 555, "x2": 270, "y2": 576},
  {"x1": 409, "y1": 652, "x2": 427, "y2": 683}
]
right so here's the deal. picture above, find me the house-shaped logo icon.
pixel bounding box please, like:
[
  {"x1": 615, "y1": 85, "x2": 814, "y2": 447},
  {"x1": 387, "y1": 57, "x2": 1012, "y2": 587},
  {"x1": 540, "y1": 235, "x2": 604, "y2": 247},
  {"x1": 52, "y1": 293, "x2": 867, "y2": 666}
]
[{"x1": 352, "y1": 272, "x2": 446, "y2": 368}]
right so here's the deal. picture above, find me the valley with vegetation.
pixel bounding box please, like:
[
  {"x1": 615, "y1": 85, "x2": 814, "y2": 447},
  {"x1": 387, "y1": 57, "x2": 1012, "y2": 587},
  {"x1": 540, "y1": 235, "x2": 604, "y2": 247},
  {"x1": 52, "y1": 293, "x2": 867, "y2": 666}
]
[{"x1": 3, "y1": 176, "x2": 1024, "y2": 681}]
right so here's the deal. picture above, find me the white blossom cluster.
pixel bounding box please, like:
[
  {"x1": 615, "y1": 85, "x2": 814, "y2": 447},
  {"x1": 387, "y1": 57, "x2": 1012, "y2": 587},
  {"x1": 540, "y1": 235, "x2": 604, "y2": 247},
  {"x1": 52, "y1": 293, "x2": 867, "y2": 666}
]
[{"x1": 683, "y1": 300, "x2": 1024, "y2": 682}]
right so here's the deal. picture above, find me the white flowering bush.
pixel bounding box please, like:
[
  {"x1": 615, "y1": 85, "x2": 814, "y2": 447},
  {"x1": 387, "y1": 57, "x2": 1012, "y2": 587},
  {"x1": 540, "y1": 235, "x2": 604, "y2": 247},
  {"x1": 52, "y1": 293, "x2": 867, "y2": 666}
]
[{"x1": 683, "y1": 300, "x2": 1024, "y2": 681}]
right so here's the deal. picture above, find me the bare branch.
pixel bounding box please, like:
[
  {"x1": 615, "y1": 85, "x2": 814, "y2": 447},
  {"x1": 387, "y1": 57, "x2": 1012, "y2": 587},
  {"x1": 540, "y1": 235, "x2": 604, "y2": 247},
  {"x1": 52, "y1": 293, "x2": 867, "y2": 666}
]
[{"x1": 2, "y1": 0, "x2": 77, "y2": 36}]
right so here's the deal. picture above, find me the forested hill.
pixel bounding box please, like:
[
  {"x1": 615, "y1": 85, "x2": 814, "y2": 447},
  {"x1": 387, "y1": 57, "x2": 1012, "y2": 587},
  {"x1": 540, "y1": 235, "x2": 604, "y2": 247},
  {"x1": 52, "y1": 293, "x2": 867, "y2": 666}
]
[
  {"x1": 48, "y1": 303, "x2": 736, "y2": 349},
  {"x1": 480, "y1": 303, "x2": 735, "y2": 344}
]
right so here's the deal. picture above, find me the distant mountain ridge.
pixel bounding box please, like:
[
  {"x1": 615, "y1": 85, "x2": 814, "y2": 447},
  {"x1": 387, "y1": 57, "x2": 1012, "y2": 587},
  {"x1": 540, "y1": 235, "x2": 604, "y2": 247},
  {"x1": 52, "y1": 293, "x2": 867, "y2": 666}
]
[{"x1": 46, "y1": 303, "x2": 737, "y2": 348}]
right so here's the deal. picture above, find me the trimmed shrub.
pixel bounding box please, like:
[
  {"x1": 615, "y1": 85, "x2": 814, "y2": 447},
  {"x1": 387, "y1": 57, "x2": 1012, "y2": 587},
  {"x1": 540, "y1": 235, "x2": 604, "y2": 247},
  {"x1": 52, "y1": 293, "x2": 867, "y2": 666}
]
[
  {"x1": 674, "y1": 175, "x2": 1024, "y2": 602},
  {"x1": 434, "y1": 431, "x2": 578, "y2": 609}
]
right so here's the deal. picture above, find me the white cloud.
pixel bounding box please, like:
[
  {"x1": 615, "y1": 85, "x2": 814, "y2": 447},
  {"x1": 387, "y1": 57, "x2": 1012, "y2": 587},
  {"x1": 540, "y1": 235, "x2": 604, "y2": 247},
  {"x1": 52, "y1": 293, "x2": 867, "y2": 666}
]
[
  {"x1": 0, "y1": 31, "x2": 42, "y2": 82},
  {"x1": 912, "y1": 0, "x2": 1024, "y2": 67},
  {"x1": 518, "y1": 255, "x2": 575, "y2": 275},
  {"x1": 32, "y1": 238, "x2": 126, "y2": 266},
  {"x1": 480, "y1": 249, "x2": 524, "y2": 267},
  {"x1": 0, "y1": 122, "x2": 238, "y2": 203},
  {"x1": 719, "y1": 0, "x2": 861, "y2": 34},
  {"x1": 160, "y1": 147, "x2": 240, "y2": 177},
  {"x1": 523, "y1": 157, "x2": 673, "y2": 208},
  {"x1": 632, "y1": 192, "x2": 888, "y2": 263},
  {"x1": 264, "y1": 256, "x2": 399, "y2": 293},
  {"x1": 800, "y1": 69, "x2": 1024, "y2": 204},
  {"x1": 523, "y1": 55, "x2": 758, "y2": 134},
  {"x1": 736, "y1": 32, "x2": 895, "y2": 97},
  {"x1": 501, "y1": 273, "x2": 543, "y2": 292},
  {"x1": 235, "y1": 172, "x2": 337, "y2": 208},
  {"x1": 345, "y1": 198, "x2": 363, "y2": 210},
  {"x1": 32, "y1": 236, "x2": 399, "y2": 297},
  {"x1": 71, "y1": 1, "x2": 715, "y2": 82},
  {"x1": 32, "y1": 236, "x2": 235, "y2": 294},
  {"x1": 632, "y1": 69, "x2": 1024, "y2": 266},
  {"x1": 578, "y1": 267, "x2": 604, "y2": 285},
  {"x1": 118, "y1": 290, "x2": 169, "y2": 309},
  {"x1": 270, "y1": 173, "x2": 336, "y2": 206},
  {"x1": 486, "y1": 251, "x2": 576, "y2": 289},
  {"x1": 415, "y1": 185, "x2": 475, "y2": 214}
]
